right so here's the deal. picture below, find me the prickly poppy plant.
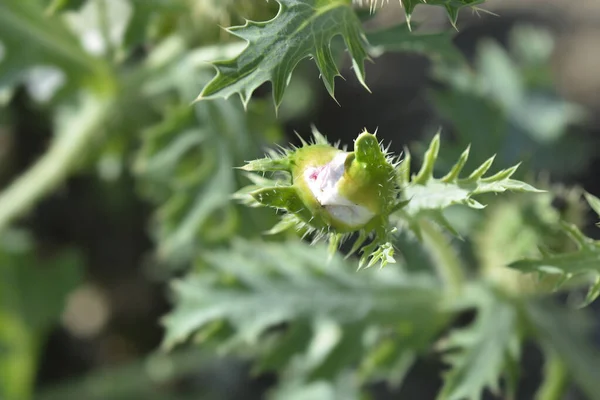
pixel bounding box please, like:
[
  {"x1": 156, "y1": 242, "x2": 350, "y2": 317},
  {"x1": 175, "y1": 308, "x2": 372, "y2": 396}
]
[
  {"x1": 237, "y1": 128, "x2": 542, "y2": 269},
  {"x1": 5, "y1": 1, "x2": 600, "y2": 400}
]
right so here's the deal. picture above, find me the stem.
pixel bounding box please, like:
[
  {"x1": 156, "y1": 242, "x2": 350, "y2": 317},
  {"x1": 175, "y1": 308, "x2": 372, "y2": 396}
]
[
  {"x1": 418, "y1": 219, "x2": 465, "y2": 296},
  {"x1": 0, "y1": 95, "x2": 110, "y2": 233},
  {"x1": 535, "y1": 350, "x2": 568, "y2": 400}
]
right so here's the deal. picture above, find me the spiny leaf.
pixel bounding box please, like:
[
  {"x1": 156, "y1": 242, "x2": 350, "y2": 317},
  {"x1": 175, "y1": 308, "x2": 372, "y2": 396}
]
[
  {"x1": 135, "y1": 53, "x2": 280, "y2": 265},
  {"x1": 509, "y1": 223, "x2": 600, "y2": 306},
  {"x1": 398, "y1": 147, "x2": 411, "y2": 185},
  {"x1": 354, "y1": 0, "x2": 485, "y2": 29},
  {"x1": 438, "y1": 287, "x2": 520, "y2": 400},
  {"x1": 465, "y1": 155, "x2": 495, "y2": 181},
  {"x1": 401, "y1": 135, "x2": 542, "y2": 218},
  {"x1": 364, "y1": 241, "x2": 395, "y2": 269},
  {"x1": 398, "y1": 0, "x2": 486, "y2": 30},
  {"x1": 366, "y1": 22, "x2": 464, "y2": 65},
  {"x1": 198, "y1": 0, "x2": 370, "y2": 108},
  {"x1": 162, "y1": 239, "x2": 446, "y2": 353},
  {"x1": 412, "y1": 133, "x2": 440, "y2": 185},
  {"x1": 471, "y1": 193, "x2": 573, "y2": 297},
  {"x1": 441, "y1": 145, "x2": 470, "y2": 183},
  {"x1": 163, "y1": 240, "x2": 447, "y2": 391}
]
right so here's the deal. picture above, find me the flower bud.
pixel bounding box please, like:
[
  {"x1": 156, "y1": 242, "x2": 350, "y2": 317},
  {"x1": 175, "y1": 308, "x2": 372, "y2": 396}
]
[
  {"x1": 238, "y1": 128, "x2": 401, "y2": 268},
  {"x1": 242, "y1": 129, "x2": 399, "y2": 233}
]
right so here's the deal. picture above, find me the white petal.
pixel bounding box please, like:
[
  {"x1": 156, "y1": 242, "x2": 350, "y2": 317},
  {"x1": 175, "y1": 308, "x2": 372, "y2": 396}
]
[{"x1": 304, "y1": 152, "x2": 375, "y2": 227}]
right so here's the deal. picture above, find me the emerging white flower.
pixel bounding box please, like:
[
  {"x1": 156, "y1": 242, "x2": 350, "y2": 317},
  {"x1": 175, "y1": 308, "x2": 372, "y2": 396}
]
[
  {"x1": 304, "y1": 152, "x2": 375, "y2": 228},
  {"x1": 241, "y1": 128, "x2": 400, "y2": 268}
]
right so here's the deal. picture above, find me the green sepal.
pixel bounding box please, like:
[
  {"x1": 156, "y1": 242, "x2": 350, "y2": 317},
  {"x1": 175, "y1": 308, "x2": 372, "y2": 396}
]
[
  {"x1": 240, "y1": 157, "x2": 291, "y2": 172},
  {"x1": 251, "y1": 186, "x2": 304, "y2": 213},
  {"x1": 340, "y1": 131, "x2": 398, "y2": 215},
  {"x1": 250, "y1": 185, "x2": 323, "y2": 229},
  {"x1": 354, "y1": 131, "x2": 386, "y2": 164}
]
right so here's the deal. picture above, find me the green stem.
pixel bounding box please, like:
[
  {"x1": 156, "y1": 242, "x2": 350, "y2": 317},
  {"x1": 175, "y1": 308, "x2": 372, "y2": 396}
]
[
  {"x1": 418, "y1": 219, "x2": 465, "y2": 296},
  {"x1": 0, "y1": 95, "x2": 110, "y2": 233},
  {"x1": 535, "y1": 349, "x2": 568, "y2": 400}
]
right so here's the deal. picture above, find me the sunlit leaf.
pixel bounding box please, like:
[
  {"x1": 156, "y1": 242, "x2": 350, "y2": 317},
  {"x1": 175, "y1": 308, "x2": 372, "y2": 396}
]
[
  {"x1": 510, "y1": 222, "x2": 600, "y2": 307},
  {"x1": 438, "y1": 287, "x2": 520, "y2": 400},
  {"x1": 198, "y1": 0, "x2": 370, "y2": 108},
  {"x1": 400, "y1": 134, "x2": 542, "y2": 220},
  {"x1": 163, "y1": 239, "x2": 448, "y2": 383}
]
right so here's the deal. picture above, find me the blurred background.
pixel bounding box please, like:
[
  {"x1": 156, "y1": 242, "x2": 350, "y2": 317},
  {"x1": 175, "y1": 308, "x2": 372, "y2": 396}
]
[{"x1": 1, "y1": 0, "x2": 600, "y2": 399}]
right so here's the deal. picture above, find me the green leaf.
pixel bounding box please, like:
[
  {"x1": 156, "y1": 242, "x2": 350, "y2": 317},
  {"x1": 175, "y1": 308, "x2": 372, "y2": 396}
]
[
  {"x1": 472, "y1": 193, "x2": 565, "y2": 296},
  {"x1": 135, "y1": 100, "x2": 255, "y2": 264},
  {"x1": 270, "y1": 370, "x2": 362, "y2": 400},
  {"x1": 135, "y1": 50, "x2": 281, "y2": 265},
  {"x1": 400, "y1": 134, "x2": 542, "y2": 218},
  {"x1": 0, "y1": 230, "x2": 83, "y2": 400},
  {"x1": 0, "y1": 0, "x2": 113, "y2": 97},
  {"x1": 525, "y1": 301, "x2": 600, "y2": 400},
  {"x1": 438, "y1": 287, "x2": 520, "y2": 400},
  {"x1": 366, "y1": 23, "x2": 464, "y2": 65},
  {"x1": 430, "y1": 26, "x2": 589, "y2": 178},
  {"x1": 198, "y1": 0, "x2": 370, "y2": 108},
  {"x1": 46, "y1": 0, "x2": 87, "y2": 14},
  {"x1": 584, "y1": 191, "x2": 600, "y2": 221},
  {"x1": 162, "y1": 239, "x2": 448, "y2": 379},
  {"x1": 509, "y1": 222, "x2": 600, "y2": 306},
  {"x1": 398, "y1": 0, "x2": 485, "y2": 29},
  {"x1": 61, "y1": 0, "x2": 134, "y2": 58}
]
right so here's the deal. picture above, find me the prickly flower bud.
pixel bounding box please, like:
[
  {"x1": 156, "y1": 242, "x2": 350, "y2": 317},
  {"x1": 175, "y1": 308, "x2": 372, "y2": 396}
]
[{"x1": 238, "y1": 128, "x2": 403, "y2": 268}]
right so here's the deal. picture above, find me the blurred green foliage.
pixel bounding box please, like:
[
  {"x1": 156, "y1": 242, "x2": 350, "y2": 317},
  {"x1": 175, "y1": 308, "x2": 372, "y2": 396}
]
[
  {"x1": 1, "y1": 1, "x2": 600, "y2": 400},
  {"x1": 0, "y1": 230, "x2": 82, "y2": 399},
  {"x1": 430, "y1": 25, "x2": 589, "y2": 177}
]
